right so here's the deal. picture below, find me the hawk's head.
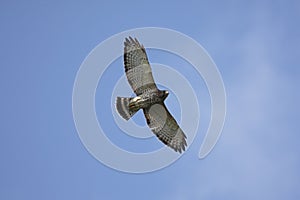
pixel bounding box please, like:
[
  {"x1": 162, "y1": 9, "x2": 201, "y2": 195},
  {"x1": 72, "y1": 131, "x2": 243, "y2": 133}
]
[{"x1": 160, "y1": 90, "x2": 169, "y2": 101}]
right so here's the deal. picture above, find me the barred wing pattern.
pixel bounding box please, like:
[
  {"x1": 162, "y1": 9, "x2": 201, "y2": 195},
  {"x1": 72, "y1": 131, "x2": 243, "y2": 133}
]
[
  {"x1": 143, "y1": 104, "x2": 187, "y2": 153},
  {"x1": 118, "y1": 37, "x2": 187, "y2": 153},
  {"x1": 124, "y1": 37, "x2": 158, "y2": 95}
]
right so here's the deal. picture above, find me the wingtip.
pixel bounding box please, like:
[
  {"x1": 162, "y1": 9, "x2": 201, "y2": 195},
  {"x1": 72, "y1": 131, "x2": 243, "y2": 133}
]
[
  {"x1": 178, "y1": 138, "x2": 188, "y2": 154},
  {"x1": 169, "y1": 140, "x2": 187, "y2": 154},
  {"x1": 124, "y1": 36, "x2": 142, "y2": 48}
]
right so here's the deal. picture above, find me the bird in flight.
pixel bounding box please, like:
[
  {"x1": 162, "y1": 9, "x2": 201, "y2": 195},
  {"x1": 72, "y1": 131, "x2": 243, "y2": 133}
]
[{"x1": 116, "y1": 37, "x2": 187, "y2": 153}]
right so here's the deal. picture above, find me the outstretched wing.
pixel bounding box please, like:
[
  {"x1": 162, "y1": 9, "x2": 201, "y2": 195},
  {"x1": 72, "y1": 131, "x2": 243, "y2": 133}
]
[
  {"x1": 143, "y1": 103, "x2": 187, "y2": 153},
  {"x1": 124, "y1": 37, "x2": 158, "y2": 95}
]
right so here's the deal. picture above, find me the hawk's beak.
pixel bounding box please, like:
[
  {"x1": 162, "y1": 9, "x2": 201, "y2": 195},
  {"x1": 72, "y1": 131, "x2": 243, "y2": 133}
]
[{"x1": 165, "y1": 91, "x2": 169, "y2": 97}]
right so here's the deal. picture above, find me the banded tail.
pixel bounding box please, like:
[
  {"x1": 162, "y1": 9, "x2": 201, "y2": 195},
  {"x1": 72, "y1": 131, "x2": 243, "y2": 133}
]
[{"x1": 116, "y1": 97, "x2": 139, "y2": 120}]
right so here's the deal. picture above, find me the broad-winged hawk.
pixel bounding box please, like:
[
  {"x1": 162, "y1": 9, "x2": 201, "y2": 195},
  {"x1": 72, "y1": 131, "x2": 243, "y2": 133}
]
[{"x1": 116, "y1": 37, "x2": 187, "y2": 153}]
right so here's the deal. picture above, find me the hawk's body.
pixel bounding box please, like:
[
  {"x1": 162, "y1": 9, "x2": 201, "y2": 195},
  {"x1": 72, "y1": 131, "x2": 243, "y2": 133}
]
[{"x1": 116, "y1": 37, "x2": 187, "y2": 153}]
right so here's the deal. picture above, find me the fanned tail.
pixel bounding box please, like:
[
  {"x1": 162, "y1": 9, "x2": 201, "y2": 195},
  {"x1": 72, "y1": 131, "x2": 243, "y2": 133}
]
[{"x1": 116, "y1": 97, "x2": 139, "y2": 120}]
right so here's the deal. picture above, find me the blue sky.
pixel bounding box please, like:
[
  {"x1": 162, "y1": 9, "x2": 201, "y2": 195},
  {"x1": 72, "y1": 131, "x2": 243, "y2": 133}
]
[{"x1": 1, "y1": 0, "x2": 300, "y2": 199}]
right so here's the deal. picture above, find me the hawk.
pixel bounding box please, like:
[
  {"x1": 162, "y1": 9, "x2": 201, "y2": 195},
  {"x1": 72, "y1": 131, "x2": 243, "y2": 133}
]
[{"x1": 116, "y1": 37, "x2": 187, "y2": 153}]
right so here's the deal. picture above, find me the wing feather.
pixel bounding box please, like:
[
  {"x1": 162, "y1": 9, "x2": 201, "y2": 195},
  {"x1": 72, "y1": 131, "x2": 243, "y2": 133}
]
[
  {"x1": 124, "y1": 37, "x2": 158, "y2": 95},
  {"x1": 143, "y1": 103, "x2": 187, "y2": 153}
]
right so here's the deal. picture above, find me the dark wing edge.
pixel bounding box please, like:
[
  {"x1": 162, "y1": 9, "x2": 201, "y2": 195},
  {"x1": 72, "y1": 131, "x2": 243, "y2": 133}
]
[
  {"x1": 143, "y1": 103, "x2": 187, "y2": 153},
  {"x1": 123, "y1": 37, "x2": 158, "y2": 95}
]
